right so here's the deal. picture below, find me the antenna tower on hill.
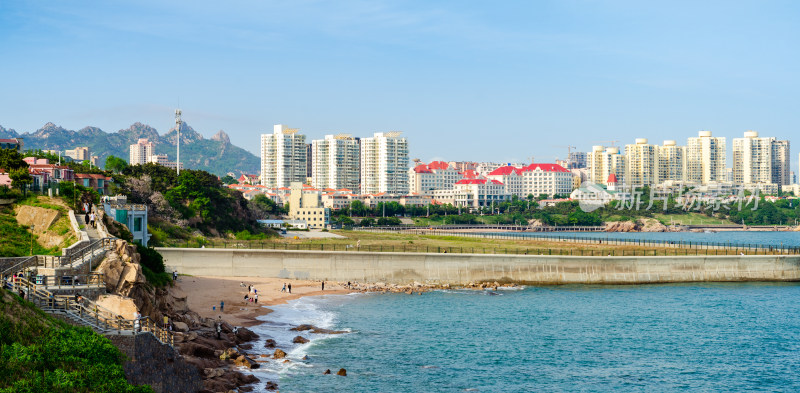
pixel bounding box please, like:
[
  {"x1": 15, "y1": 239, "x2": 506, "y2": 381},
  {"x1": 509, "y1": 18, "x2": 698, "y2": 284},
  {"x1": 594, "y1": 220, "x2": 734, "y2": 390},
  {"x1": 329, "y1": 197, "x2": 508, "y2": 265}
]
[{"x1": 175, "y1": 109, "x2": 182, "y2": 175}]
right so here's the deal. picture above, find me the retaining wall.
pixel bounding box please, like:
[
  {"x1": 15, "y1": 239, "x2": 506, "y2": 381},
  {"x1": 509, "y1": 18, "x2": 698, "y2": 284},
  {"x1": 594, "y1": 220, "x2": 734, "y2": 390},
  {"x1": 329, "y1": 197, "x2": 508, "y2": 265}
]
[{"x1": 156, "y1": 248, "x2": 800, "y2": 285}]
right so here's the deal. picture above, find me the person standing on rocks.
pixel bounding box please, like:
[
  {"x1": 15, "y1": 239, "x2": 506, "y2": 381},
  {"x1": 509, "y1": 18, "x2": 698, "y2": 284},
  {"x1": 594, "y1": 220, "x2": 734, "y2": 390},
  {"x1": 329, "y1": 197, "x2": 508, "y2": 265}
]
[{"x1": 216, "y1": 317, "x2": 222, "y2": 339}]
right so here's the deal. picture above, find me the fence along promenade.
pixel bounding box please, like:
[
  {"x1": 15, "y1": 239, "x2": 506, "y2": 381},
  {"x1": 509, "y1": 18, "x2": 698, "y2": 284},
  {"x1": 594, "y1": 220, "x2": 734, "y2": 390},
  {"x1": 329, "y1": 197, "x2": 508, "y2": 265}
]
[
  {"x1": 0, "y1": 209, "x2": 174, "y2": 346},
  {"x1": 159, "y1": 227, "x2": 799, "y2": 256}
]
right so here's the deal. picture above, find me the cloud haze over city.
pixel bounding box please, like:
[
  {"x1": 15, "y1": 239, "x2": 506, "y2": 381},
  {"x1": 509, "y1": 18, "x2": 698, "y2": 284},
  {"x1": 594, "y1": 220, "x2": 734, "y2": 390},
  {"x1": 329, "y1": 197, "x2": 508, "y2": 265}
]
[{"x1": 1, "y1": 0, "x2": 797, "y2": 168}]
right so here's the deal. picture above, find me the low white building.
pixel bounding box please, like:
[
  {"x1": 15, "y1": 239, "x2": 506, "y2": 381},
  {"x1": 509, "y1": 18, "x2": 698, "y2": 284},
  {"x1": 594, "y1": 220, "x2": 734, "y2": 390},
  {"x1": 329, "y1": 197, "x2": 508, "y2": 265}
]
[{"x1": 433, "y1": 178, "x2": 510, "y2": 210}]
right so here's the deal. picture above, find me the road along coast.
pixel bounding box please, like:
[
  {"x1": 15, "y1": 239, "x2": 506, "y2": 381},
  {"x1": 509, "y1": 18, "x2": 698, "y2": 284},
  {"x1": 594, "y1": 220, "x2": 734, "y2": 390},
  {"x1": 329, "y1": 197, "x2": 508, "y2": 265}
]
[{"x1": 158, "y1": 248, "x2": 800, "y2": 285}]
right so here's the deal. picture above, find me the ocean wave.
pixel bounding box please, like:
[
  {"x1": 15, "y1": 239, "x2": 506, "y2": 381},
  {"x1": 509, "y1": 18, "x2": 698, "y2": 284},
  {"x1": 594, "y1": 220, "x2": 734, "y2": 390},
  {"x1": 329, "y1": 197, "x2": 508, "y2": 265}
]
[{"x1": 241, "y1": 294, "x2": 358, "y2": 390}]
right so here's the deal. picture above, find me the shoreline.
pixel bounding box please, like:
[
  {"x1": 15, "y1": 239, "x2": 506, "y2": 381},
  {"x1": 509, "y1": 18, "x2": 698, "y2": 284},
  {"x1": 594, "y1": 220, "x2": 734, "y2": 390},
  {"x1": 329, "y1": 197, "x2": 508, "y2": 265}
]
[{"x1": 173, "y1": 275, "x2": 352, "y2": 328}]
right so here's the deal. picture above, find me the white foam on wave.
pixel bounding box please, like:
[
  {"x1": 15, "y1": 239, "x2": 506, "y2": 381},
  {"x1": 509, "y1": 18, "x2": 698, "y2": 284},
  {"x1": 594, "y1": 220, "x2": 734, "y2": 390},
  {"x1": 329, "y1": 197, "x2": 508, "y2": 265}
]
[{"x1": 239, "y1": 293, "x2": 361, "y2": 391}]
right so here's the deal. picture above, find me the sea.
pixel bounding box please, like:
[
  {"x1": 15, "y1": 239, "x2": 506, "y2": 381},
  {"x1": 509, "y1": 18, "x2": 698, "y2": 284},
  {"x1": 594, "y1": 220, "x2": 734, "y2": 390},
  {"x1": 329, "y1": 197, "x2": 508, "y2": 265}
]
[
  {"x1": 243, "y1": 283, "x2": 800, "y2": 393},
  {"x1": 494, "y1": 230, "x2": 800, "y2": 249},
  {"x1": 240, "y1": 231, "x2": 800, "y2": 392}
]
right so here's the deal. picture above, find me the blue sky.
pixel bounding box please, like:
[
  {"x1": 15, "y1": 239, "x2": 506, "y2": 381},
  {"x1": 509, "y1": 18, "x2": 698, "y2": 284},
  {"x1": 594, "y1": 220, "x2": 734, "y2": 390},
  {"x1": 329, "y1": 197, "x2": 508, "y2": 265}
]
[{"x1": 0, "y1": 1, "x2": 797, "y2": 171}]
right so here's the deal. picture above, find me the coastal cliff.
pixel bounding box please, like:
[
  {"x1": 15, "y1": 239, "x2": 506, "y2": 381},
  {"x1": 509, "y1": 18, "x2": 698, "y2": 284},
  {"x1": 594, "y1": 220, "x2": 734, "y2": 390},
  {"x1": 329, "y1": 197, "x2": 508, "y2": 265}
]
[{"x1": 95, "y1": 240, "x2": 264, "y2": 392}]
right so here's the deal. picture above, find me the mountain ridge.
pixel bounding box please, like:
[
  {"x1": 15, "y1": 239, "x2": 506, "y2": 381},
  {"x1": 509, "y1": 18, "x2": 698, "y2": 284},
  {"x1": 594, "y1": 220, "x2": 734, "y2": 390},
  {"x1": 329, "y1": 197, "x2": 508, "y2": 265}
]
[{"x1": 0, "y1": 122, "x2": 259, "y2": 177}]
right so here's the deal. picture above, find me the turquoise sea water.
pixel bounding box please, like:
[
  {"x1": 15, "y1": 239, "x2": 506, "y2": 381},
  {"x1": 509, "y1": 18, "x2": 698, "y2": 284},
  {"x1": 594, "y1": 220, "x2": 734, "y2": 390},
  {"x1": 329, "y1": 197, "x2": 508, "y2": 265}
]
[
  {"x1": 494, "y1": 230, "x2": 800, "y2": 248},
  {"x1": 250, "y1": 283, "x2": 800, "y2": 392}
]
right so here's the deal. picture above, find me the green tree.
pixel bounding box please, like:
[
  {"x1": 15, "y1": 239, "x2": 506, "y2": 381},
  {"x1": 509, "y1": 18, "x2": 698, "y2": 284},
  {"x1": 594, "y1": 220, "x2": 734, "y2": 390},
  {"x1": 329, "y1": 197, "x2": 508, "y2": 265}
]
[
  {"x1": 9, "y1": 167, "x2": 32, "y2": 191},
  {"x1": 220, "y1": 175, "x2": 237, "y2": 185},
  {"x1": 104, "y1": 155, "x2": 129, "y2": 173}
]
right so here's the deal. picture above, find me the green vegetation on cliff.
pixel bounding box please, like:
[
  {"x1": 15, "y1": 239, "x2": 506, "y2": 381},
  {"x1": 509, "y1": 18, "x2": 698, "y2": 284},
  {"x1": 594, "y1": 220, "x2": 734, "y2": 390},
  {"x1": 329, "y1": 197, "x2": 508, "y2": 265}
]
[
  {"x1": 116, "y1": 163, "x2": 274, "y2": 245},
  {"x1": 0, "y1": 288, "x2": 153, "y2": 392}
]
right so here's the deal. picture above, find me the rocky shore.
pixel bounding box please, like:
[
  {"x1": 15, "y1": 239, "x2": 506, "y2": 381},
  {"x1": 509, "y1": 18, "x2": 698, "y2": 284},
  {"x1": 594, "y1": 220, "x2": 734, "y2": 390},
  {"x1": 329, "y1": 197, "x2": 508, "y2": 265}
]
[{"x1": 95, "y1": 240, "x2": 269, "y2": 392}]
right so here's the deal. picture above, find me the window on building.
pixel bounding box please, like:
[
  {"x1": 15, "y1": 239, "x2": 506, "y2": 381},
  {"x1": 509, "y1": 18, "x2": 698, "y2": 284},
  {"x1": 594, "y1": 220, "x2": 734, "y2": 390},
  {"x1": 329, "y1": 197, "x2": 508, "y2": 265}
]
[{"x1": 134, "y1": 217, "x2": 142, "y2": 232}]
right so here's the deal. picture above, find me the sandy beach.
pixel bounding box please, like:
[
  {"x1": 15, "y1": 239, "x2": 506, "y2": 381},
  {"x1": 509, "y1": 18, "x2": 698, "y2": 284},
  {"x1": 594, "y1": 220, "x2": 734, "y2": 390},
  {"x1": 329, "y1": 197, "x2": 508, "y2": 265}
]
[{"x1": 173, "y1": 276, "x2": 351, "y2": 327}]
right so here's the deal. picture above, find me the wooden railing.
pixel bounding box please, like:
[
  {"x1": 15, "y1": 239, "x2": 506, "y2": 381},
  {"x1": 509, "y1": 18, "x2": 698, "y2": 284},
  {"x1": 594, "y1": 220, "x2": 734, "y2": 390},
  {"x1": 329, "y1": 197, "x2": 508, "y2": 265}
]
[{"x1": 4, "y1": 276, "x2": 173, "y2": 347}]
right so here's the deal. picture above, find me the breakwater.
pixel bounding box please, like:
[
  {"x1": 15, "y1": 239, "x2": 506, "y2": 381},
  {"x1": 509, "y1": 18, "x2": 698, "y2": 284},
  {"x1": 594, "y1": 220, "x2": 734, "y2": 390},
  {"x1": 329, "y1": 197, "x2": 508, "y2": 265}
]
[{"x1": 156, "y1": 248, "x2": 800, "y2": 285}]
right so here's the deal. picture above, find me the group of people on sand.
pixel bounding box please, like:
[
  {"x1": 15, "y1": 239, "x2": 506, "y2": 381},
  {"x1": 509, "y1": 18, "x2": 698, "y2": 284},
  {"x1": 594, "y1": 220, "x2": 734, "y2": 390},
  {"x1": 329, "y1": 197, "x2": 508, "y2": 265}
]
[
  {"x1": 280, "y1": 282, "x2": 292, "y2": 293},
  {"x1": 241, "y1": 282, "x2": 259, "y2": 304}
]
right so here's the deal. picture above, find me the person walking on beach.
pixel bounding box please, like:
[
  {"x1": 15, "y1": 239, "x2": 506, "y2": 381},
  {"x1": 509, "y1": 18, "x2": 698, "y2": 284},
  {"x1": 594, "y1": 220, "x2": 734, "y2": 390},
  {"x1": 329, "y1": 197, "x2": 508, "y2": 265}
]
[
  {"x1": 254, "y1": 293, "x2": 258, "y2": 304},
  {"x1": 288, "y1": 283, "x2": 292, "y2": 294},
  {"x1": 281, "y1": 283, "x2": 286, "y2": 292},
  {"x1": 321, "y1": 281, "x2": 325, "y2": 291},
  {"x1": 220, "y1": 300, "x2": 225, "y2": 312}
]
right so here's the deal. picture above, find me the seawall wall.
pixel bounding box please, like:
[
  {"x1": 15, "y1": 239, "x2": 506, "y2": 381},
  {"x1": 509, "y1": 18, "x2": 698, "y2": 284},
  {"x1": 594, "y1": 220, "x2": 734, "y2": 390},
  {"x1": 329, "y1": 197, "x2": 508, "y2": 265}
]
[{"x1": 156, "y1": 248, "x2": 800, "y2": 285}]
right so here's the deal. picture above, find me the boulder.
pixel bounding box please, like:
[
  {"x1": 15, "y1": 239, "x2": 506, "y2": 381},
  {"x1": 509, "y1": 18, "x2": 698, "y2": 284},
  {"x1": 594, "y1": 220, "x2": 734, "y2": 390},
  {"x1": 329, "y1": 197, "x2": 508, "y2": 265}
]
[
  {"x1": 265, "y1": 381, "x2": 279, "y2": 391},
  {"x1": 220, "y1": 347, "x2": 240, "y2": 361},
  {"x1": 273, "y1": 349, "x2": 287, "y2": 359},
  {"x1": 323, "y1": 369, "x2": 331, "y2": 375},
  {"x1": 292, "y1": 336, "x2": 309, "y2": 344},
  {"x1": 264, "y1": 339, "x2": 277, "y2": 348},
  {"x1": 173, "y1": 321, "x2": 190, "y2": 332},
  {"x1": 639, "y1": 218, "x2": 667, "y2": 232},
  {"x1": 290, "y1": 324, "x2": 347, "y2": 334},
  {"x1": 234, "y1": 355, "x2": 260, "y2": 369},
  {"x1": 337, "y1": 368, "x2": 347, "y2": 376}
]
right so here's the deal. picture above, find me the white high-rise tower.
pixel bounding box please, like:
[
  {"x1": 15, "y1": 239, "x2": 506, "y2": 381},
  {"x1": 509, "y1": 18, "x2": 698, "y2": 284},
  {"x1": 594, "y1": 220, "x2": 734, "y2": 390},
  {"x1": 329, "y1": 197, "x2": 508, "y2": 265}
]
[
  {"x1": 686, "y1": 131, "x2": 726, "y2": 184},
  {"x1": 311, "y1": 134, "x2": 360, "y2": 191},
  {"x1": 260, "y1": 125, "x2": 307, "y2": 189},
  {"x1": 360, "y1": 132, "x2": 409, "y2": 194}
]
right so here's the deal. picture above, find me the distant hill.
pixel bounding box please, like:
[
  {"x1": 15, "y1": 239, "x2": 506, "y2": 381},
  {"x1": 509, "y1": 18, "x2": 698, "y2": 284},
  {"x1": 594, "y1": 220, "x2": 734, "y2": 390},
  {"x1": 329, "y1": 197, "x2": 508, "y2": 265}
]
[{"x1": 0, "y1": 122, "x2": 260, "y2": 177}]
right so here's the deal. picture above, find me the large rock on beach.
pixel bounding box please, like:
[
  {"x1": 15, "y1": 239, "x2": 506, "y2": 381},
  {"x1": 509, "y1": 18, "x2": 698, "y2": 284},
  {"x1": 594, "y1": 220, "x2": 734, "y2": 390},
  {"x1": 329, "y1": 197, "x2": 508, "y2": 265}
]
[
  {"x1": 173, "y1": 321, "x2": 190, "y2": 332},
  {"x1": 273, "y1": 349, "x2": 287, "y2": 359},
  {"x1": 292, "y1": 336, "x2": 309, "y2": 344},
  {"x1": 639, "y1": 218, "x2": 667, "y2": 232},
  {"x1": 263, "y1": 339, "x2": 277, "y2": 348},
  {"x1": 604, "y1": 221, "x2": 639, "y2": 232},
  {"x1": 337, "y1": 368, "x2": 347, "y2": 376},
  {"x1": 290, "y1": 324, "x2": 347, "y2": 334}
]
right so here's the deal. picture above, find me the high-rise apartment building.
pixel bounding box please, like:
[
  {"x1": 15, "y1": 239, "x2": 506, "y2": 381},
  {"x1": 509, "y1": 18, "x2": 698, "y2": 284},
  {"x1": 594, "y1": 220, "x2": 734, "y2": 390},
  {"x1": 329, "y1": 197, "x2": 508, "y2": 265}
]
[
  {"x1": 657, "y1": 140, "x2": 686, "y2": 184},
  {"x1": 587, "y1": 146, "x2": 625, "y2": 185},
  {"x1": 624, "y1": 138, "x2": 658, "y2": 186},
  {"x1": 732, "y1": 131, "x2": 790, "y2": 186},
  {"x1": 771, "y1": 140, "x2": 790, "y2": 186},
  {"x1": 65, "y1": 147, "x2": 90, "y2": 161},
  {"x1": 129, "y1": 139, "x2": 155, "y2": 165},
  {"x1": 732, "y1": 131, "x2": 774, "y2": 185},
  {"x1": 311, "y1": 134, "x2": 360, "y2": 191},
  {"x1": 567, "y1": 151, "x2": 588, "y2": 169},
  {"x1": 260, "y1": 125, "x2": 307, "y2": 189},
  {"x1": 686, "y1": 131, "x2": 726, "y2": 184},
  {"x1": 360, "y1": 131, "x2": 409, "y2": 195}
]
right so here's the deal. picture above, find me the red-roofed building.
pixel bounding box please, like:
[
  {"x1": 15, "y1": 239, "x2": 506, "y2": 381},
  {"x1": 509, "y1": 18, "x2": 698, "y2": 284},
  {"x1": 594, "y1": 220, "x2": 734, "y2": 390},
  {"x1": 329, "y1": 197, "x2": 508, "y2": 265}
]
[
  {"x1": 408, "y1": 161, "x2": 461, "y2": 194},
  {"x1": 518, "y1": 163, "x2": 574, "y2": 198},
  {"x1": 433, "y1": 178, "x2": 510, "y2": 209},
  {"x1": 238, "y1": 173, "x2": 260, "y2": 185},
  {"x1": 487, "y1": 165, "x2": 524, "y2": 196}
]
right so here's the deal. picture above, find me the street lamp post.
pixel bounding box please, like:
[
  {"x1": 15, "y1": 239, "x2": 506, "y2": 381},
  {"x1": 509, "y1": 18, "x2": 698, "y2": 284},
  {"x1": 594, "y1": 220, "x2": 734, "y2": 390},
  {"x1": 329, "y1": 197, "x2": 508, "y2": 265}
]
[{"x1": 30, "y1": 224, "x2": 35, "y2": 255}]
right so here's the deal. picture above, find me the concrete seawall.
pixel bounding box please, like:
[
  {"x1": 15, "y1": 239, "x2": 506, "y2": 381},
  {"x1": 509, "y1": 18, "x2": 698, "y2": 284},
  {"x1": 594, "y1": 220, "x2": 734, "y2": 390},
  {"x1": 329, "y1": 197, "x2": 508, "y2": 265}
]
[{"x1": 156, "y1": 248, "x2": 800, "y2": 285}]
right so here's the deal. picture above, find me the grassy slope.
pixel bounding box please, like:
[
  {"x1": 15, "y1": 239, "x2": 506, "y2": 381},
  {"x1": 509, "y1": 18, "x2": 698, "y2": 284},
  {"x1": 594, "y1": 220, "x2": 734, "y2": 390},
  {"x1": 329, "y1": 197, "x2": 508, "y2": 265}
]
[
  {"x1": 193, "y1": 230, "x2": 732, "y2": 255},
  {"x1": 0, "y1": 288, "x2": 153, "y2": 392},
  {"x1": 0, "y1": 205, "x2": 57, "y2": 257}
]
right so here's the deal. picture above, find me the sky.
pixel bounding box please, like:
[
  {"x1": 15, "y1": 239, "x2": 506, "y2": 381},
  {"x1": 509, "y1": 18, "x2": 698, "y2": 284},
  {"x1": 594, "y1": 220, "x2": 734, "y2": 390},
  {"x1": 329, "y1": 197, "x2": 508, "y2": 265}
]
[{"x1": 0, "y1": 0, "x2": 798, "y2": 172}]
